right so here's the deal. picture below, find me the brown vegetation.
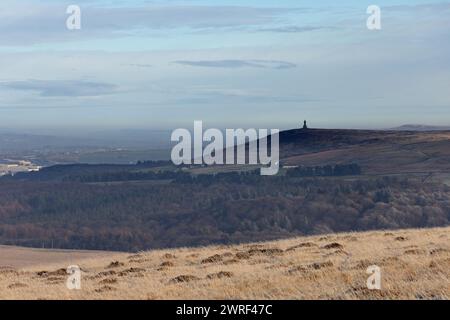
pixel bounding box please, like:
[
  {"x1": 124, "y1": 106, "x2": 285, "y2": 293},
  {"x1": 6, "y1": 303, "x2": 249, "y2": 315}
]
[
  {"x1": 0, "y1": 227, "x2": 449, "y2": 300},
  {"x1": 1, "y1": 175, "x2": 449, "y2": 251}
]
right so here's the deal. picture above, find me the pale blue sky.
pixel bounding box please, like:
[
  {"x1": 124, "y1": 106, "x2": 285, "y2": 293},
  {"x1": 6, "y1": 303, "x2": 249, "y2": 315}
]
[{"x1": 0, "y1": 0, "x2": 449, "y2": 131}]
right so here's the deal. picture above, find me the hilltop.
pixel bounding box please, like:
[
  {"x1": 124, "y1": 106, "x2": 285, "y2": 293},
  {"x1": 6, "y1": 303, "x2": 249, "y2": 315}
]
[
  {"x1": 278, "y1": 128, "x2": 450, "y2": 175},
  {"x1": 0, "y1": 226, "x2": 449, "y2": 299}
]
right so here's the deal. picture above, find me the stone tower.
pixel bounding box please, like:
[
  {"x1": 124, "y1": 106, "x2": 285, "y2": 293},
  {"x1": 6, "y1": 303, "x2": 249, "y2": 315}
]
[{"x1": 302, "y1": 120, "x2": 308, "y2": 129}]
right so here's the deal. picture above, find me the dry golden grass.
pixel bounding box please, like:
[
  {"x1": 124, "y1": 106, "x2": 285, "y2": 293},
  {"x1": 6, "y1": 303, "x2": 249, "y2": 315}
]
[
  {"x1": 0, "y1": 245, "x2": 115, "y2": 269},
  {"x1": 1, "y1": 227, "x2": 449, "y2": 300}
]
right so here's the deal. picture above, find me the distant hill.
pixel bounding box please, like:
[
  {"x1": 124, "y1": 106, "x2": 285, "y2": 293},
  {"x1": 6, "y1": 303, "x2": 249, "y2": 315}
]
[
  {"x1": 9, "y1": 127, "x2": 450, "y2": 178},
  {"x1": 390, "y1": 124, "x2": 450, "y2": 131},
  {"x1": 278, "y1": 128, "x2": 450, "y2": 174},
  {"x1": 0, "y1": 130, "x2": 172, "y2": 152}
]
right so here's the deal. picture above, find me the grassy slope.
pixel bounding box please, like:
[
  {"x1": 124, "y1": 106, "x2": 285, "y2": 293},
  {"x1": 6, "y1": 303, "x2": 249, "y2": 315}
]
[
  {"x1": 189, "y1": 129, "x2": 450, "y2": 176},
  {"x1": 0, "y1": 226, "x2": 449, "y2": 300},
  {"x1": 280, "y1": 130, "x2": 450, "y2": 174}
]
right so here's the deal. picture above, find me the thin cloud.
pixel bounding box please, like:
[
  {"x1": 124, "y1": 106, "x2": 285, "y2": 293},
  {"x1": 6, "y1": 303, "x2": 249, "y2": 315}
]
[
  {"x1": 125, "y1": 64, "x2": 153, "y2": 68},
  {"x1": 0, "y1": 2, "x2": 304, "y2": 46},
  {"x1": 172, "y1": 87, "x2": 314, "y2": 104},
  {"x1": 0, "y1": 79, "x2": 118, "y2": 97},
  {"x1": 257, "y1": 26, "x2": 330, "y2": 33},
  {"x1": 386, "y1": 3, "x2": 450, "y2": 12},
  {"x1": 174, "y1": 59, "x2": 297, "y2": 69}
]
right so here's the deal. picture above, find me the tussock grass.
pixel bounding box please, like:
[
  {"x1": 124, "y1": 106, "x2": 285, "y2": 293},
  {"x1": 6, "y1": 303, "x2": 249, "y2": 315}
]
[{"x1": 0, "y1": 227, "x2": 449, "y2": 300}]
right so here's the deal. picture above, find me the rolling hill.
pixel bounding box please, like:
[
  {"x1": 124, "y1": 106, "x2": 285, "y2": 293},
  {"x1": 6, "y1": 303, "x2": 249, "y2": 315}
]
[{"x1": 277, "y1": 128, "x2": 450, "y2": 175}]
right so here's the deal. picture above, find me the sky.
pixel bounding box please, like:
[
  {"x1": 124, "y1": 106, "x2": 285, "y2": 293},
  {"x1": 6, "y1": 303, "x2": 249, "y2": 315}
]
[{"x1": 0, "y1": 0, "x2": 449, "y2": 132}]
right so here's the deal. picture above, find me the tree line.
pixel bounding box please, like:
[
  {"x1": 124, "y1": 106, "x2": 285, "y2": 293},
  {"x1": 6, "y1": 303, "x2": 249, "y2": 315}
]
[{"x1": 0, "y1": 174, "x2": 448, "y2": 251}]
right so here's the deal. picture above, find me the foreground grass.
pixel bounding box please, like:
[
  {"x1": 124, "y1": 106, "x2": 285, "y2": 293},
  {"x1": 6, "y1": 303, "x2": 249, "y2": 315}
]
[{"x1": 0, "y1": 227, "x2": 449, "y2": 300}]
